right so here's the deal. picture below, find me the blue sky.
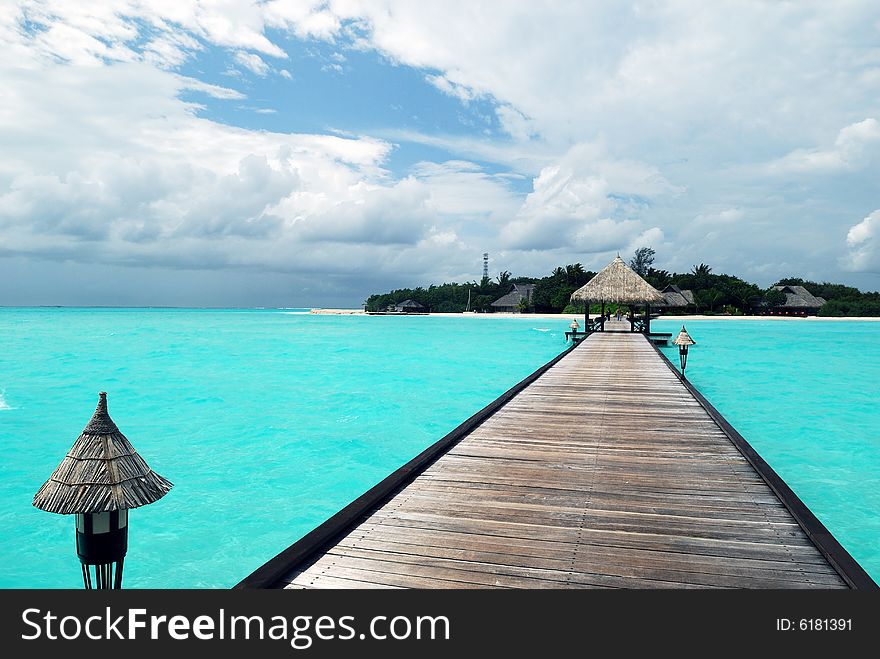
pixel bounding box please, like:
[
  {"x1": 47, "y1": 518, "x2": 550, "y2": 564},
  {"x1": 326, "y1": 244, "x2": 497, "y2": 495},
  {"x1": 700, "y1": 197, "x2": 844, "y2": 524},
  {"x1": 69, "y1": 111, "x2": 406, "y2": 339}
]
[
  {"x1": 1, "y1": 2, "x2": 879, "y2": 306},
  {"x1": 181, "y1": 31, "x2": 504, "y2": 157}
]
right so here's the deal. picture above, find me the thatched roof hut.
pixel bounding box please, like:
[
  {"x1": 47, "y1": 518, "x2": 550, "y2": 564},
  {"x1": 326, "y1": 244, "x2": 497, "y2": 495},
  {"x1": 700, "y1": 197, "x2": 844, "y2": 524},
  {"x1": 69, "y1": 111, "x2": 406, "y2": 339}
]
[
  {"x1": 492, "y1": 283, "x2": 535, "y2": 312},
  {"x1": 770, "y1": 285, "x2": 826, "y2": 311},
  {"x1": 571, "y1": 256, "x2": 664, "y2": 304},
  {"x1": 33, "y1": 393, "x2": 172, "y2": 515},
  {"x1": 657, "y1": 284, "x2": 695, "y2": 308},
  {"x1": 393, "y1": 299, "x2": 426, "y2": 312}
]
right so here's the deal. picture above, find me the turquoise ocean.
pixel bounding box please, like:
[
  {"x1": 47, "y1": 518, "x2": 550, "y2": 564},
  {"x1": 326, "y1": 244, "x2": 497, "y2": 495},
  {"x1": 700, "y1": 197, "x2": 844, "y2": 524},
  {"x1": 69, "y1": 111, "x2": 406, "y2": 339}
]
[
  {"x1": 0, "y1": 309, "x2": 566, "y2": 588},
  {"x1": 0, "y1": 310, "x2": 877, "y2": 587}
]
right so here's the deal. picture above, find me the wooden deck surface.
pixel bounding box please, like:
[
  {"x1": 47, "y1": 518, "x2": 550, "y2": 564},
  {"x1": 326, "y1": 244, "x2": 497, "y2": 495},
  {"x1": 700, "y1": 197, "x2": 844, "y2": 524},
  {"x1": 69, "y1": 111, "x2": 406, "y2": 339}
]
[
  {"x1": 602, "y1": 317, "x2": 631, "y2": 331},
  {"x1": 281, "y1": 332, "x2": 847, "y2": 589}
]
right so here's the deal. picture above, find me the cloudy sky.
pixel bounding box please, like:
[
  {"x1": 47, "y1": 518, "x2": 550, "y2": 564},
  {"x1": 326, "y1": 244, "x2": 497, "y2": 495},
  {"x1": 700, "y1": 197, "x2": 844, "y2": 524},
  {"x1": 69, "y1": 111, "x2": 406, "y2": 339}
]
[{"x1": 1, "y1": 1, "x2": 879, "y2": 307}]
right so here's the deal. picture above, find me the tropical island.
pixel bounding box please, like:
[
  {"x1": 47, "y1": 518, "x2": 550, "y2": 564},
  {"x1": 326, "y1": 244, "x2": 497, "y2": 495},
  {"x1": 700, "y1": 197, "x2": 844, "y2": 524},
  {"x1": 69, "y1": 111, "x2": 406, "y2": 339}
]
[{"x1": 365, "y1": 247, "x2": 880, "y2": 316}]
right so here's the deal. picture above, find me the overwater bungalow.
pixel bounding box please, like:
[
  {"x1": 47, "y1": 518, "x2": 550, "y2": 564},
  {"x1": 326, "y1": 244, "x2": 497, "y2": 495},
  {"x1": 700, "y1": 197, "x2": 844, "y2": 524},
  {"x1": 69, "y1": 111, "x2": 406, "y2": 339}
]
[{"x1": 491, "y1": 283, "x2": 535, "y2": 313}]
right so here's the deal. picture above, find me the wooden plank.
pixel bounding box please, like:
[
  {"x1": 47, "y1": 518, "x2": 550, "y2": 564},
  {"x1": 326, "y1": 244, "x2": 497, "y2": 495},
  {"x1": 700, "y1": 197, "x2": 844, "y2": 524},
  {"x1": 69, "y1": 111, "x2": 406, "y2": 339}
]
[
  {"x1": 404, "y1": 481, "x2": 796, "y2": 518},
  {"x1": 295, "y1": 551, "x2": 706, "y2": 590},
  {"x1": 367, "y1": 499, "x2": 811, "y2": 541},
  {"x1": 353, "y1": 516, "x2": 835, "y2": 566},
  {"x1": 286, "y1": 573, "x2": 402, "y2": 589},
  {"x1": 334, "y1": 533, "x2": 842, "y2": 582},
  {"x1": 329, "y1": 544, "x2": 842, "y2": 589}
]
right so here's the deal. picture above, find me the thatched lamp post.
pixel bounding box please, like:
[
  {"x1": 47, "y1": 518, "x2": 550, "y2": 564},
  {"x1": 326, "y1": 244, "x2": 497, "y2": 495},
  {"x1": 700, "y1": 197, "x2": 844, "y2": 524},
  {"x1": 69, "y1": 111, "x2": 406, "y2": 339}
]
[
  {"x1": 570, "y1": 256, "x2": 664, "y2": 333},
  {"x1": 672, "y1": 326, "x2": 696, "y2": 377},
  {"x1": 33, "y1": 392, "x2": 172, "y2": 589}
]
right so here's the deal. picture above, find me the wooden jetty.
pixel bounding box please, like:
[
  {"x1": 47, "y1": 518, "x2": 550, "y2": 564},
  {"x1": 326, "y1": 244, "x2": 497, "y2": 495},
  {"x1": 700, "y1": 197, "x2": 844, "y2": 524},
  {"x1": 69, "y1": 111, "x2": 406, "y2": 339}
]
[{"x1": 238, "y1": 332, "x2": 875, "y2": 590}]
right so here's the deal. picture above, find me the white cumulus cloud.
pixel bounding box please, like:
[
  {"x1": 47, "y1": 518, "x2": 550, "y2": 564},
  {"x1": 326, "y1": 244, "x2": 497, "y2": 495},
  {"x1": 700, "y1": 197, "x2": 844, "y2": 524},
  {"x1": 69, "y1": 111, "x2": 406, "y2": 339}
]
[
  {"x1": 843, "y1": 210, "x2": 880, "y2": 273},
  {"x1": 503, "y1": 142, "x2": 673, "y2": 252},
  {"x1": 767, "y1": 119, "x2": 880, "y2": 174}
]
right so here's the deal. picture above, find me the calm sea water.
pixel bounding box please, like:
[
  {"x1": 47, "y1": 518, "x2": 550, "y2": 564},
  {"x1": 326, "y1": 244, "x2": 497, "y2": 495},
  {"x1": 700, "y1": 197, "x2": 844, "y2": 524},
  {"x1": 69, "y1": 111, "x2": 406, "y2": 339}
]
[
  {"x1": 655, "y1": 319, "x2": 880, "y2": 581},
  {"x1": 1, "y1": 311, "x2": 877, "y2": 587},
  {"x1": 0, "y1": 309, "x2": 567, "y2": 588}
]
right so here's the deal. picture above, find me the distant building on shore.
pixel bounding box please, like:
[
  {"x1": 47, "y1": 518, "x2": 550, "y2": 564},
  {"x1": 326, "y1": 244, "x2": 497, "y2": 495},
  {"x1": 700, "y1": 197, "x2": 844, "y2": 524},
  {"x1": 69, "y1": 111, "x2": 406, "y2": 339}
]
[
  {"x1": 491, "y1": 283, "x2": 535, "y2": 313},
  {"x1": 392, "y1": 299, "x2": 427, "y2": 313},
  {"x1": 757, "y1": 285, "x2": 826, "y2": 316},
  {"x1": 657, "y1": 284, "x2": 695, "y2": 310}
]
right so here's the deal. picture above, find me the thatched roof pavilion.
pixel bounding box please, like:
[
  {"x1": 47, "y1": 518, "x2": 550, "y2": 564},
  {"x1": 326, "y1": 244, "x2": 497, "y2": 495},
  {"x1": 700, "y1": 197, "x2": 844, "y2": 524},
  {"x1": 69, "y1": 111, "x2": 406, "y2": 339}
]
[
  {"x1": 491, "y1": 283, "x2": 536, "y2": 312},
  {"x1": 571, "y1": 256, "x2": 664, "y2": 305},
  {"x1": 33, "y1": 392, "x2": 172, "y2": 515},
  {"x1": 394, "y1": 299, "x2": 426, "y2": 312},
  {"x1": 570, "y1": 256, "x2": 664, "y2": 333},
  {"x1": 768, "y1": 285, "x2": 826, "y2": 314}
]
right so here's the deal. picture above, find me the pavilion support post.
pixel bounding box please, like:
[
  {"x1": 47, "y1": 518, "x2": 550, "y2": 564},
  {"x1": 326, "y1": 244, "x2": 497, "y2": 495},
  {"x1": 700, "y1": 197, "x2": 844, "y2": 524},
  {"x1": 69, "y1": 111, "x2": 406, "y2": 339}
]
[
  {"x1": 600, "y1": 302, "x2": 605, "y2": 332},
  {"x1": 585, "y1": 304, "x2": 589, "y2": 331},
  {"x1": 644, "y1": 303, "x2": 651, "y2": 334}
]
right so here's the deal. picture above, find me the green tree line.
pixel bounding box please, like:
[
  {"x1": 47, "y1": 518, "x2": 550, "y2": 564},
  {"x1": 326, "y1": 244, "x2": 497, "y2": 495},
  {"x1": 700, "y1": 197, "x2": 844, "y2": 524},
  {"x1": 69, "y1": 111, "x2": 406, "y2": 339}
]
[{"x1": 365, "y1": 250, "x2": 880, "y2": 316}]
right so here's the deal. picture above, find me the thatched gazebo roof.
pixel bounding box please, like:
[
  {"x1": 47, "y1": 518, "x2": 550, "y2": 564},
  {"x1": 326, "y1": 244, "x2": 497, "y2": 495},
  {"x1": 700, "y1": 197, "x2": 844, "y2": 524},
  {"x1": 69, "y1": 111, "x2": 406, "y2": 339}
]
[
  {"x1": 33, "y1": 392, "x2": 173, "y2": 515},
  {"x1": 571, "y1": 255, "x2": 664, "y2": 304}
]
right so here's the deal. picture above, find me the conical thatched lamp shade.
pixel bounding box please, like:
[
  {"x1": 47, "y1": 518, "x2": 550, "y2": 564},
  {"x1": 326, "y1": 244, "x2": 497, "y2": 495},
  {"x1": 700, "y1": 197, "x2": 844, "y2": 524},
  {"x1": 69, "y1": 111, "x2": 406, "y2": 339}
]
[
  {"x1": 33, "y1": 392, "x2": 172, "y2": 589},
  {"x1": 571, "y1": 256, "x2": 664, "y2": 304},
  {"x1": 672, "y1": 326, "x2": 696, "y2": 377},
  {"x1": 33, "y1": 392, "x2": 172, "y2": 514},
  {"x1": 673, "y1": 326, "x2": 696, "y2": 346}
]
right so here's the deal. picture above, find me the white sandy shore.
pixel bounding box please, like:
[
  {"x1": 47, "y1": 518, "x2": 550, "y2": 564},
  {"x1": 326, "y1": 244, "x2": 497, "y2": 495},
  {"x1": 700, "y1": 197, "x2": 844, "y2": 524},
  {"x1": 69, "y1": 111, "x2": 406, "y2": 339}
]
[{"x1": 311, "y1": 309, "x2": 880, "y2": 321}]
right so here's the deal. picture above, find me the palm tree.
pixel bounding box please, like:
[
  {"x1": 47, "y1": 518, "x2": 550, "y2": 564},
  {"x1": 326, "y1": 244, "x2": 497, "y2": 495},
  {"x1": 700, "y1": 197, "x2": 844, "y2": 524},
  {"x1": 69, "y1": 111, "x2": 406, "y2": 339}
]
[
  {"x1": 730, "y1": 283, "x2": 761, "y2": 313},
  {"x1": 496, "y1": 270, "x2": 512, "y2": 288},
  {"x1": 696, "y1": 288, "x2": 724, "y2": 313},
  {"x1": 646, "y1": 268, "x2": 671, "y2": 289},
  {"x1": 691, "y1": 263, "x2": 713, "y2": 277},
  {"x1": 564, "y1": 263, "x2": 586, "y2": 284}
]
